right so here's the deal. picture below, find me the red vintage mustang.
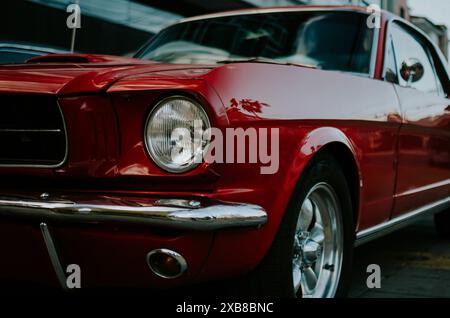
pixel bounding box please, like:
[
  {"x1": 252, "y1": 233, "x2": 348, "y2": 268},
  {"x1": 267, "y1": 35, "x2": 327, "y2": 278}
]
[{"x1": 0, "y1": 6, "x2": 449, "y2": 298}]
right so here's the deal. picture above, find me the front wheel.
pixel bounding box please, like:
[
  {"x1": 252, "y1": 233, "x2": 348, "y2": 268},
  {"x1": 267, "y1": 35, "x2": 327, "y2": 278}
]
[
  {"x1": 249, "y1": 153, "x2": 354, "y2": 298},
  {"x1": 292, "y1": 182, "x2": 345, "y2": 297}
]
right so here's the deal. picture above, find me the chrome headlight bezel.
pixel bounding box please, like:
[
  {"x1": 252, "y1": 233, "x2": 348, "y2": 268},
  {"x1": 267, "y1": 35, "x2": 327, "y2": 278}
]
[{"x1": 144, "y1": 96, "x2": 211, "y2": 174}]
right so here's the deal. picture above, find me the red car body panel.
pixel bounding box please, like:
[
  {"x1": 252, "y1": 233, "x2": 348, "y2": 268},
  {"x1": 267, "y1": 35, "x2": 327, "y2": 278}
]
[
  {"x1": 0, "y1": 6, "x2": 449, "y2": 288},
  {"x1": 0, "y1": 61, "x2": 215, "y2": 95},
  {"x1": 392, "y1": 86, "x2": 450, "y2": 217}
]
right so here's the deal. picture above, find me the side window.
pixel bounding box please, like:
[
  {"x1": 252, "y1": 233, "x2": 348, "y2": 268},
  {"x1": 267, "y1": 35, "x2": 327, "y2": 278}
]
[{"x1": 390, "y1": 23, "x2": 441, "y2": 95}]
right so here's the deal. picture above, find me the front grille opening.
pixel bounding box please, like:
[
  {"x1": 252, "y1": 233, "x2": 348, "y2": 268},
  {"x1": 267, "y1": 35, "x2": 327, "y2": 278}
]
[{"x1": 0, "y1": 95, "x2": 67, "y2": 167}]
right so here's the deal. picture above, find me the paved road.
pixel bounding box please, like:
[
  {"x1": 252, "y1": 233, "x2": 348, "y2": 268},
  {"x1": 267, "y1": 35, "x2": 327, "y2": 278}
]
[{"x1": 350, "y1": 216, "x2": 450, "y2": 298}]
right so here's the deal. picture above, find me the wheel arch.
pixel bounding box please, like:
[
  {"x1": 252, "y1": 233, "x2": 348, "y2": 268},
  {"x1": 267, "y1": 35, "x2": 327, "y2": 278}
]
[
  {"x1": 315, "y1": 142, "x2": 361, "y2": 231},
  {"x1": 293, "y1": 127, "x2": 362, "y2": 231}
]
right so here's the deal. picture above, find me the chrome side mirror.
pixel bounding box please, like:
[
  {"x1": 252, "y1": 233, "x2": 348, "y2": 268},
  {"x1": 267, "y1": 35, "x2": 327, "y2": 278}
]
[{"x1": 400, "y1": 58, "x2": 424, "y2": 85}]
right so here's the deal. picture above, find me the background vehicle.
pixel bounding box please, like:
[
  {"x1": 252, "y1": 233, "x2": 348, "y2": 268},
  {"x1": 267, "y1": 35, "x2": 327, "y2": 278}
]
[
  {"x1": 0, "y1": 42, "x2": 68, "y2": 64},
  {"x1": 0, "y1": 6, "x2": 448, "y2": 298}
]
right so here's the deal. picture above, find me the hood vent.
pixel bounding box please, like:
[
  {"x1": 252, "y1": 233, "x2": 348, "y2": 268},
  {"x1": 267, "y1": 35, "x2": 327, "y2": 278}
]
[{"x1": 26, "y1": 54, "x2": 94, "y2": 64}]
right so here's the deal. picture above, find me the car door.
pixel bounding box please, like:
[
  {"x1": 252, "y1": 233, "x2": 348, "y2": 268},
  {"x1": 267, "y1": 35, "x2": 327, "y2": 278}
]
[{"x1": 386, "y1": 21, "x2": 450, "y2": 217}]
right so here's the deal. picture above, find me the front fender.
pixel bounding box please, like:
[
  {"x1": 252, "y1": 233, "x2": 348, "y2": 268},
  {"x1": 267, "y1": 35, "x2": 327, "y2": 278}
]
[{"x1": 199, "y1": 125, "x2": 362, "y2": 279}]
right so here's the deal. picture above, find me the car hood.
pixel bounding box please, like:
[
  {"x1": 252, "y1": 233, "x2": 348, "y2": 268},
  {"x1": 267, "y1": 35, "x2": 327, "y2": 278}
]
[{"x1": 0, "y1": 54, "x2": 214, "y2": 95}]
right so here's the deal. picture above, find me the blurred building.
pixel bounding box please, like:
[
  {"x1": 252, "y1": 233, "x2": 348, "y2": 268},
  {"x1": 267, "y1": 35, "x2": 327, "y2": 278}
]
[
  {"x1": 0, "y1": 0, "x2": 447, "y2": 59},
  {"x1": 411, "y1": 16, "x2": 448, "y2": 58},
  {"x1": 379, "y1": 0, "x2": 409, "y2": 19}
]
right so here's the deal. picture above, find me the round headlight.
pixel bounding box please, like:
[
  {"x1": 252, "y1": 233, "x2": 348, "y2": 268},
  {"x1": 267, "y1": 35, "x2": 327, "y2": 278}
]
[{"x1": 144, "y1": 96, "x2": 211, "y2": 173}]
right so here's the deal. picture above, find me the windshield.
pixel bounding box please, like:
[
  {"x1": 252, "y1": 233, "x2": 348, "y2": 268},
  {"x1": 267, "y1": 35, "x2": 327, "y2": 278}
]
[{"x1": 136, "y1": 11, "x2": 374, "y2": 74}]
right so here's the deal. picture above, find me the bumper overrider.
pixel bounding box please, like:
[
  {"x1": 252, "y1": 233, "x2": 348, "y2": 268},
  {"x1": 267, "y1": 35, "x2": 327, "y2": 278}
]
[{"x1": 0, "y1": 193, "x2": 267, "y2": 288}]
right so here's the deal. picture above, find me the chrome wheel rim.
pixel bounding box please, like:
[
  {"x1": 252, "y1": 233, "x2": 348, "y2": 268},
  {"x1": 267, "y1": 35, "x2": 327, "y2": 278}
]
[{"x1": 292, "y1": 183, "x2": 344, "y2": 298}]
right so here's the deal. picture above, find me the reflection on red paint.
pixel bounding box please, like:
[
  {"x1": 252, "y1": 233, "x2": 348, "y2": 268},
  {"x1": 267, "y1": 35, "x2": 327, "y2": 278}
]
[{"x1": 228, "y1": 98, "x2": 270, "y2": 120}]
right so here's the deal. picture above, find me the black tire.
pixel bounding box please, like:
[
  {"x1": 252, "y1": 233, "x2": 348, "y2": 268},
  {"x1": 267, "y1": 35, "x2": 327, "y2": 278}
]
[
  {"x1": 434, "y1": 208, "x2": 450, "y2": 239},
  {"x1": 246, "y1": 152, "x2": 355, "y2": 298}
]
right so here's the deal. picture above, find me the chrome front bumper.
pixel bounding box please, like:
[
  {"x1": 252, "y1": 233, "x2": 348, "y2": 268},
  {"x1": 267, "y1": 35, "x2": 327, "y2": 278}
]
[{"x1": 0, "y1": 193, "x2": 268, "y2": 230}]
